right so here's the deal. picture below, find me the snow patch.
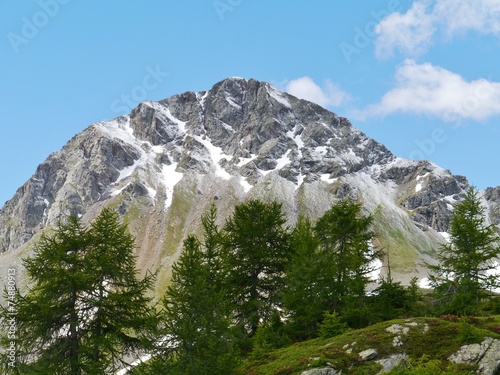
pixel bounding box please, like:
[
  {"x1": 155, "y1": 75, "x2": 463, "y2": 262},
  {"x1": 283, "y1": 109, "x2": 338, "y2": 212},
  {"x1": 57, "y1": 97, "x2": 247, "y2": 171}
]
[
  {"x1": 240, "y1": 177, "x2": 253, "y2": 193},
  {"x1": 287, "y1": 130, "x2": 304, "y2": 159},
  {"x1": 151, "y1": 145, "x2": 164, "y2": 154},
  {"x1": 259, "y1": 167, "x2": 272, "y2": 177},
  {"x1": 296, "y1": 173, "x2": 305, "y2": 189},
  {"x1": 415, "y1": 172, "x2": 430, "y2": 192},
  {"x1": 315, "y1": 146, "x2": 328, "y2": 155},
  {"x1": 416, "y1": 172, "x2": 430, "y2": 181},
  {"x1": 418, "y1": 278, "x2": 432, "y2": 289},
  {"x1": 275, "y1": 150, "x2": 292, "y2": 169},
  {"x1": 197, "y1": 91, "x2": 209, "y2": 108},
  {"x1": 110, "y1": 183, "x2": 130, "y2": 197},
  {"x1": 116, "y1": 159, "x2": 142, "y2": 184},
  {"x1": 146, "y1": 186, "x2": 157, "y2": 201},
  {"x1": 97, "y1": 118, "x2": 137, "y2": 146},
  {"x1": 267, "y1": 85, "x2": 291, "y2": 108},
  {"x1": 162, "y1": 163, "x2": 183, "y2": 210},
  {"x1": 162, "y1": 106, "x2": 187, "y2": 134},
  {"x1": 439, "y1": 232, "x2": 451, "y2": 243},
  {"x1": 195, "y1": 136, "x2": 233, "y2": 180},
  {"x1": 146, "y1": 101, "x2": 187, "y2": 135},
  {"x1": 320, "y1": 174, "x2": 337, "y2": 184},
  {"x1": 236, "y1": 154, "x2": 257, "y2": 167}
]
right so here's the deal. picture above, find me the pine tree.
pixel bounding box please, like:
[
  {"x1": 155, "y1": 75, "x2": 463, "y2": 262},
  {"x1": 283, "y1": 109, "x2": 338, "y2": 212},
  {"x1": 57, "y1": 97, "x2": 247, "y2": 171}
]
[
  {"x1": 282, "y1": 216, "x2": 327, "y2": 340},
  {"x1": 314, "y1": 198, "x2": 377, "y2": 326},
  {"x1": 156, "y1": 206, "x2": 239, "y2": 375},
  {"x1": 0, "y1": 216, "x2": 91, "y2": 374},
  {"x1": 0, "y1": 209, "x2": 157, "y2": 374},
  {"x1": 428, "y1": 187, "x2": 500, "y2": 315},
  {"x1": 222, "y1": 200, "x2": 292, "y2": 337},
  {"x1": 83, "y1": 208, "x2": 157, "y2": 373}
]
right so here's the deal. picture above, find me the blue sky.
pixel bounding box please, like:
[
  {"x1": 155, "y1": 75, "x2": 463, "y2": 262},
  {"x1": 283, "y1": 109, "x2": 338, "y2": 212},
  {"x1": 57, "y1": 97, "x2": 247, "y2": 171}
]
[{"x1": 1, "y1": 0, "x2": 500, "y2": 205}]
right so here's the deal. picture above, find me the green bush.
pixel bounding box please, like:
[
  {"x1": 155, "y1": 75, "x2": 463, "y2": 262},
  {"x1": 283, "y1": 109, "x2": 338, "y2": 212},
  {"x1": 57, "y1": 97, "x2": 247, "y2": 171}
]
[
  {"x1": 387, "y1": 355, "x2": 472, "y2": 375},
  {"x1": 318, "y1": 311, "x2": 350, "y2": 338}
]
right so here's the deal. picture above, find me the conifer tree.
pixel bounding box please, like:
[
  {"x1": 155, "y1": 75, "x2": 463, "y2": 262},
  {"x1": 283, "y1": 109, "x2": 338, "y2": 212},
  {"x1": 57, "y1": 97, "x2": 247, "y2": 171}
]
[
  {"x1": 428, "y1": 187, "x2": 500, "y2": 315},
  {"x1": 314, "y1": 198, "x2": 377, "y2": 325},
  {"x1": 156, "y1": 206, "x2": 239, "y2": 375},
  {"x1": 222, "y1": 200, "x2": 292, "y2": 337},
  {"x1": 0, "y1": 209, "x2": 157, "y2": 374},
  {"x1": 83, "y1": 208, "x2": 157, "y2": 373},
  {"x1": 282, "y1": 216, "x2": 327, "y2": 340},
  {"x1": 0, "y1": 216, "x2": 90, "y2": 374}
]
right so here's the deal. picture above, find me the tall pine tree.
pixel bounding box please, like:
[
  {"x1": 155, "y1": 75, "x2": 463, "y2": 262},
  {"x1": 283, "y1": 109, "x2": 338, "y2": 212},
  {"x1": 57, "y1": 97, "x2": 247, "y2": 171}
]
[
  {"x1": 428, "y1": 187, "x2": 500, "y2": 315},
  {"x1": 314, "y1": 198, "x2": 377, "y2": 327},
  {"x1": 222, "y1": 200, "x2": 292, "y2": 337},
  {"x1": 0, "y1": 209, "x2": 157, "y2": 374},
  {"x1": 83, "y1": 209, "x2": 157, "y2": 373},
  {"x1": 282, "y1": 216, "x2": 327, "y2": 340},
  {"x1": 155, "y1": 206, "x2": 239, "y2": 375}
]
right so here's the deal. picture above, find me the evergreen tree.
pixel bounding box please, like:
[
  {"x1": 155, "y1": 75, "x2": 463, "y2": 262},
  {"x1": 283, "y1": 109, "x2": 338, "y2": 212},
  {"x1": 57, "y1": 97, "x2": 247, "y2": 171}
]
[
  {"x1": 282, "y1": 216, "x2": 328, "y2": 340},
  {"x1": 0, "y1": 216, "x2": 91, "y2": 374},
  {"x1": 314, "y1": 198, "x2": 377, "y2": 326},
  {"x1": 428, "y1": 187, "x2": 500, "y2": 315},
  {"x1": 156, "y1": 206, "x2": 239, "y2": 375},
  {"x1": 83, "y1": 208, "x2": 157, "y2": 373},
  {"x1": 370, "y1": 278, "x2": 420, "y2": 322},
  {"x1": 0, "y1": 209, "x2": 157, "y2": 374},
  {"x1": 222, "y1": 200, "x2": 291, "y2": 337}
]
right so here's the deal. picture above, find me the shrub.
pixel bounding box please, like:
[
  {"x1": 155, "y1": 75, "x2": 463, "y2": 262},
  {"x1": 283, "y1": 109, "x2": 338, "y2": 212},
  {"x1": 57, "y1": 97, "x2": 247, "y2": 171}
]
[{"x1": 318, "y1": 311, "x2": 350, "y2": 339}]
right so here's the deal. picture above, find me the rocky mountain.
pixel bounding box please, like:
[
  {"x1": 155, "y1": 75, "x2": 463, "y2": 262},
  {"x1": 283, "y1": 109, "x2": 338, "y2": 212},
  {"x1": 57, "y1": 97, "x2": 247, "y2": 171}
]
[{"x1": 0, "y1": 77, "x2": 497, "y2": 297}]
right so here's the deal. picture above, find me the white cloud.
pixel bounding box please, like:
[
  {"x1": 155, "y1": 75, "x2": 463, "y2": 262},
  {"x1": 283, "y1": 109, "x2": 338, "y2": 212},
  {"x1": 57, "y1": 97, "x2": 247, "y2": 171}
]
[
  {"x1": 285, "y1": 76, "x2": 350, "y2": 108},
  {"x1": 375, "y1": 0, "x2": 500, "y2": 58},
  {"x1": 435, "y1": 0, "x2": 500, "y2": 36},
  {"x1": 357, "y1": 59, "x2": 500, "y2": 122},
  {"x1": 375, "y1": 0, "x2": 436, "y2": 58}
]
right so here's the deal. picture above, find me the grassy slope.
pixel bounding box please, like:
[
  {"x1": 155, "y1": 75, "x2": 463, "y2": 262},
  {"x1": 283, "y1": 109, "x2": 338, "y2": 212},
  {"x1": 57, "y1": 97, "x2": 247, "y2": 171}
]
[{"x1": 239, "y1": 316, "x2": 500, "y2": 375}]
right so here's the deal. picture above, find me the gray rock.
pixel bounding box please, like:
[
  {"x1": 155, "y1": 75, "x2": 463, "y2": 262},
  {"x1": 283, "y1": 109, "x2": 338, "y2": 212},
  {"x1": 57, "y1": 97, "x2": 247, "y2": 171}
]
[
  {"x1": 449, "y1": 337, "x2": 500, "y2": 375},
  {"x1": 301, "y1": 367, "x2": 341, "y2": 375},
  {"x1": 359, "y1": 348, "x2": 378, "y2": 361},
  {"x1": 376, "y1": 353, "x2": 408, "y2": 374}
]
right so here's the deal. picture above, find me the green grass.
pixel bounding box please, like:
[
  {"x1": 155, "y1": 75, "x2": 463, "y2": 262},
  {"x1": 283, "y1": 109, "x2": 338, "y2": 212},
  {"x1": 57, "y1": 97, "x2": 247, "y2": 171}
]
[{"x1": 238, "y1": 316, "x2": 500, "y2": 375}]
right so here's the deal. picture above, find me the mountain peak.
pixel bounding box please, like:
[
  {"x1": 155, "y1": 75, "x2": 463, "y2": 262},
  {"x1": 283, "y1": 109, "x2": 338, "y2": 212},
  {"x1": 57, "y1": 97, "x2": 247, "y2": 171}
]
[{"x1": 0, "y1": 77, "x2": 486, "y2": 287}]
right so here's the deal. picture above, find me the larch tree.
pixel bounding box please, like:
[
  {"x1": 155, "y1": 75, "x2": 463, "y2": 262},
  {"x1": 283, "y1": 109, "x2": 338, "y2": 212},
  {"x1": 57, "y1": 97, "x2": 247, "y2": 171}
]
[
  {"x1": 428, "y1": 187, "x2": 500, "y2": 315},
  {"x1": 282, "y1": 215, "x2": 327, "y2": 340},
  {"x1": 222, "y1": 200, "x2": 292, "y2": 338},
  {"x1": 156, "y1": 205, "x2": 239, "y2": 375},
  {"x1": 313, "y1": 198, "x2": 377, "y2": 327},
  {"x1": 0, "y1": 208, "x2": 157, "y2": 374}
]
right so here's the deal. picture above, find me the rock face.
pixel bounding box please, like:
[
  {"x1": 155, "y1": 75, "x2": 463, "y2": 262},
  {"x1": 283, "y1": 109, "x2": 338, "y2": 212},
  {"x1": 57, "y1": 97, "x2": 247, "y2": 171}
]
[
  {"x1": 301, "y1": 368, "x2": 340, "y2": 375},
  {"x1": 376, "y1": 354, "x2": 409, "y2": 374},
  {"x1": 0, "y1": 77, "x2": 498, "y2": 294},
  {"x1": 449, "y1": 337, "x2": 500, "y2": 375}
]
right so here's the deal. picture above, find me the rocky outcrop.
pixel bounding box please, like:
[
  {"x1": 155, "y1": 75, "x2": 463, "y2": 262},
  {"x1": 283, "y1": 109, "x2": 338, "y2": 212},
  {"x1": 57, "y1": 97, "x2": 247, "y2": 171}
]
[
  {"x1": 0, "y1": 77, "x2": 494, "y2": 291},
  {"x1": 301, "y1": 368, "x2": 341, "y2": 375},
  {"x1": 359, "y1": 348, "x2": 378, "y2": 361},
  {"x1": 484, "y1": 187, "x2": 500, "y2": 228},
  {"x1": 376, "y1": 354, "x2": 409, "y2": 374},
  {"x1": 449, "y1": 337, "x2": 500, "y2": 375}
]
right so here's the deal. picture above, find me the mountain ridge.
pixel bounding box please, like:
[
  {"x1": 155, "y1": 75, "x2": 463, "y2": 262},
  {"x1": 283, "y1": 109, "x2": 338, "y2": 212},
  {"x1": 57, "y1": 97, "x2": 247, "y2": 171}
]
[{"x1": 0, "y1": 77, "x2": 497, "y2": 294}]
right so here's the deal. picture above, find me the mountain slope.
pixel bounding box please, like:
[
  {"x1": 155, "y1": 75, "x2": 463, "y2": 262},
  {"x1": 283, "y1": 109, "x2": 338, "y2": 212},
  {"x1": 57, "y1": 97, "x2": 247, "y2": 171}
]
[{"x1": 0, "y1": 77, "x2": 496, "y2": 296}]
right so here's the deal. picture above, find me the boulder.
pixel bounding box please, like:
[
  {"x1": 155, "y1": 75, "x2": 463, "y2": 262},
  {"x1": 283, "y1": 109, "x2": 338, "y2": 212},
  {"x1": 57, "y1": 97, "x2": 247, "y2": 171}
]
[
  {"x1": 301, "y1": 368, "x2": 341, "y2": 375},
  {"x1": 359, "y1": 348, "x2": 378, "y2": 361},
  {"x1": 449, "y1": 337, "x2": 500, "y2": 375}
]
